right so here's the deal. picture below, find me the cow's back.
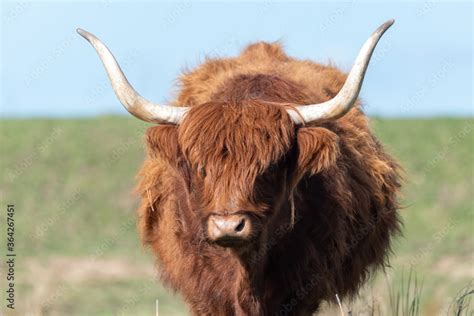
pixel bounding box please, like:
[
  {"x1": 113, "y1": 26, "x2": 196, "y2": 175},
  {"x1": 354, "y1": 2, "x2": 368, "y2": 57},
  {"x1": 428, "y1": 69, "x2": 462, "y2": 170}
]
[{"x1": 174, "y1": 42, "x2": 348, "y2": 108}]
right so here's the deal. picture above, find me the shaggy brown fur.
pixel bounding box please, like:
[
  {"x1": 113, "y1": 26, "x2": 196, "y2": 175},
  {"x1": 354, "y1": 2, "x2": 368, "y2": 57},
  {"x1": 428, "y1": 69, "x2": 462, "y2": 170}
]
[{"x1": 136, "y1": 42, "x2": 402, "y2": 315}]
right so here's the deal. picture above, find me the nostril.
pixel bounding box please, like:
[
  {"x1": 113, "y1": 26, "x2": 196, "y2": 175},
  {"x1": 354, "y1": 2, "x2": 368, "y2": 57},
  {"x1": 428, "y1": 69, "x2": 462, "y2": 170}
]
[{"x1": 235, "y1": 218, "x2": 246, "y2": 233}]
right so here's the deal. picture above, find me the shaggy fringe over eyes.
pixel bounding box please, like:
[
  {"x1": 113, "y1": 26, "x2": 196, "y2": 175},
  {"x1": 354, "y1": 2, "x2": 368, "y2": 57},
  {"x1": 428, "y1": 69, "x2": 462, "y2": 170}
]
[{"x1": 177, "y1": 101, "x2": 295, "y2": 208}]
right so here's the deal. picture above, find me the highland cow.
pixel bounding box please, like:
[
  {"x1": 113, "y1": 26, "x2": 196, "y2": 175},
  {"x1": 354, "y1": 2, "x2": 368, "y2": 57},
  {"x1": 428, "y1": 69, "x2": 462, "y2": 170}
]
[{"x1": 78, "y1": 19, "x2": 402, "y2": 315}]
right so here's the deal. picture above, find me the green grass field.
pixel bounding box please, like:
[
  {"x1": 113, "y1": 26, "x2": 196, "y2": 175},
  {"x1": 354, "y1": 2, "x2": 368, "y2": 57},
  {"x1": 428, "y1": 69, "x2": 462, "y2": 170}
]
[{"x1": 0, "y1": 117, "x2": 472, "y2": 315}]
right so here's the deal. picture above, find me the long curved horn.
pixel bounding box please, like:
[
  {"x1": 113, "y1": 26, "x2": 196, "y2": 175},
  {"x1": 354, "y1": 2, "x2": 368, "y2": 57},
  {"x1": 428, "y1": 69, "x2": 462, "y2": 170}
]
[
  {"x1": 287, "y1": 19, "x2": 394, "y2": 125},
  {"x1": 77, "y1": 29, "x2": 188, "y2": 124}
]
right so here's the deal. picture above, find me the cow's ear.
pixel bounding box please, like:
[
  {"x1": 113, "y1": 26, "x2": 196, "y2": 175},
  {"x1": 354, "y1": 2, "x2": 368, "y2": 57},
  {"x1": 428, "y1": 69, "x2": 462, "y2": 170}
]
[
  {"x1": 145, "y1": 125, "x2": 182, "y2": 165},
  {"x1": 296, "y1": 127, "x2": 340, "y2": 176}
]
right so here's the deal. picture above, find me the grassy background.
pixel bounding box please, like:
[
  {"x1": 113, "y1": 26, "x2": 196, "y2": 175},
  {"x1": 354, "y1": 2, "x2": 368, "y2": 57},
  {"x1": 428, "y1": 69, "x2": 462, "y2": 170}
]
[{"x1": 0, "y1": 117, "x2": 472, "y2": 315}]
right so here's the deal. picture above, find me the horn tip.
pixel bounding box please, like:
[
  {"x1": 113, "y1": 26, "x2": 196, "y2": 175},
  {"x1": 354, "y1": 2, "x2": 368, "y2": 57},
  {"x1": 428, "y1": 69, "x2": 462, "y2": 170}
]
[
  {"x1": 375, "y1": 19, "x2": 395, "y2": 35},
  {"x1": 384, "y1": 19, "x2": 395, "y2": 28},
  {"x1": 76, "y1": 28, "x2": 92, "y2": 41}
]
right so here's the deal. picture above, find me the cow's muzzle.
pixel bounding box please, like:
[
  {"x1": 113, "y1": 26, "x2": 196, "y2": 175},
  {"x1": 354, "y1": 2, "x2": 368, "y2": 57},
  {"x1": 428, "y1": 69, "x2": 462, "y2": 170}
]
[{"x1": 207, "y1": 214, "x2": 252, "y2": 247}]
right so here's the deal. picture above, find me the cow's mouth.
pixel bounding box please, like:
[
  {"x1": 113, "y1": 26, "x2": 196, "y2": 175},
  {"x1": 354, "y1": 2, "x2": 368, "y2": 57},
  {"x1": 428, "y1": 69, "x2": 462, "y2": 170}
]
[{"x1": 212, "y1": 236, "x2": 249, "y2": 248}]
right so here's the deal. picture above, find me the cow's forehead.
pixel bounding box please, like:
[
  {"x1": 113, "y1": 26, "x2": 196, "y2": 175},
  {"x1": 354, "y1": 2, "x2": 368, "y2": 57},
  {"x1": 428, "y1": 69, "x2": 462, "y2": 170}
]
[{"x1": 178, "y1": 101, "x2": 295, "y2": 171}]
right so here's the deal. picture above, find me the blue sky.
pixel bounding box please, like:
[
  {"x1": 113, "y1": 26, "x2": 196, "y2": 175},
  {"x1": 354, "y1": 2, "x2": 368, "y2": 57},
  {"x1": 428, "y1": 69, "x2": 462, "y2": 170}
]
[{"x1": 1, "y1": 1, "x2": 472, "y2": 118}]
